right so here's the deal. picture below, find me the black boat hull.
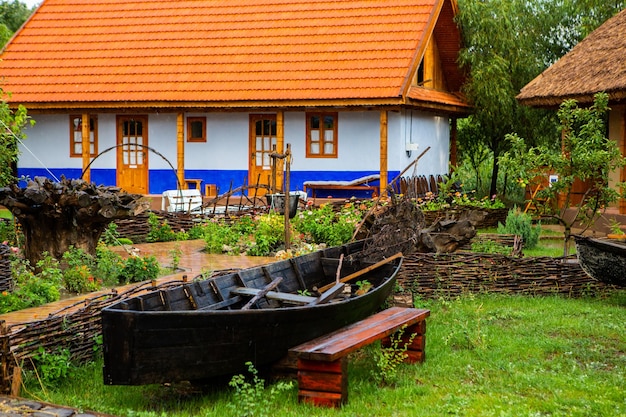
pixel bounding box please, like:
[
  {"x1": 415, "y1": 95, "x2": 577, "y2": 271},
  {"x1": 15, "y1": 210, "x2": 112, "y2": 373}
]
[
  {"x1": 102, "y1": 241, "x2": 401, "y2": 385},
  {"x1": 574, "y1": 235, "x2": 626, "y2": 286}
]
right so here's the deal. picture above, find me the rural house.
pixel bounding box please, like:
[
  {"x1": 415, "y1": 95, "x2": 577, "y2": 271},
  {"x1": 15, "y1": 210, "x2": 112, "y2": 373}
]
[
  {"x1": 517, "y1": 8, "x2": 626, "y2": 214},
  {"x1": 0, "y1": 0, "x2": 469, "y2": 198}
]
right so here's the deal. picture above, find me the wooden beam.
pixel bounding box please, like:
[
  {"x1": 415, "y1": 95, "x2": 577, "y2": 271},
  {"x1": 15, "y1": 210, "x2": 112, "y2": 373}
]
[
  {"x1": 81, "y1": 113, "x2": 91, "y2": 183},
  {"x1": 450, "y1": 117, "x2": 458, "y2": 169},
  {"x1": 619, "y1": 106, "x2": 626, "y2": 214},
  {"x1": 177, "y1": 113, "x2": 185, "y2": 189},
  {"x1": 379, "y1": 110, "x2": 388, "y2": 196},
  {"x1": 276, "y1": 111, "x2": 284, "y2": 192}
]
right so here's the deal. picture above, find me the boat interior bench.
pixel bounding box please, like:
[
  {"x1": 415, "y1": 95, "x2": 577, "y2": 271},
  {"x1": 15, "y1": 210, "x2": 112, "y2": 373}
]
[
  {"x1": 303, "y1": 174, "x2": 380, "y2": 201},
  {"x1": 289, "y1": 306, "x2": 430, "y2": 407}
]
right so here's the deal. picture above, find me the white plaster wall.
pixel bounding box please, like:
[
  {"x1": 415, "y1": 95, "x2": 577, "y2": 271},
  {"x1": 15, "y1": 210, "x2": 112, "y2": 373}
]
[
  {"x1": 397, "y1": 109, "x2": 450, "y2": 175},
  {"x1": 148, "y1": 113, "x2": 178, "y2": 170},
  {"x1": 285, "y1": 111, "x2": 381, "y2": 171},
  {"x1": 183, "y1": 113, "x2": 250, "y2": 170},
  {"x1": 20, "y1": 114, "x2": 77, "y2": 168}
]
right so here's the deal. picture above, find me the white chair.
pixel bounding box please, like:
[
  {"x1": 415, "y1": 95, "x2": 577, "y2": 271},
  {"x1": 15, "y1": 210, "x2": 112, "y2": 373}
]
[{"x1": 161, "y1": 189, "x2": 204, "y2": 214}]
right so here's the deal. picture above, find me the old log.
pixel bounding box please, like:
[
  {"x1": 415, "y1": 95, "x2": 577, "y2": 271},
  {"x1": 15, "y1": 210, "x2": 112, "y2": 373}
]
[{"x1": 0, "y1": 176, "x2": 147, "y2": 266}]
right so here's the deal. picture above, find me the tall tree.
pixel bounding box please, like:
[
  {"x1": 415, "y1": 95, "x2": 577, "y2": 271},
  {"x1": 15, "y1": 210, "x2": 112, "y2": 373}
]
[
  {"x1": 456, "y1": 0, "x2": 625, "y2": 197},
  {"x1": 0, "y1": 0, "x2": 33, "y2": 47},
  {"x1": 0, "y1": 88, "x2": 31, "y2": 186}
]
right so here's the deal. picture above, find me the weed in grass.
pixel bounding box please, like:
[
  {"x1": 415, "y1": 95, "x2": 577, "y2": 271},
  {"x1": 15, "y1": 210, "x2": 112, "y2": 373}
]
[
  {"x1": 371, "y1": 326, "x2": 416, "y2": 387},
  {"x1": 228, "y1": 361, "x2": 293, "y2": 417},
  {"x1": 168, "y1": 245, "x2": 182, "y2": 271},
  {"x1": 31, "y1": 346, "x2": 74, "y2": 386}
]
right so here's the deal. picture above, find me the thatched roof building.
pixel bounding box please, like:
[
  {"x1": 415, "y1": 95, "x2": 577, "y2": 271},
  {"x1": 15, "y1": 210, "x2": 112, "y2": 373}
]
[{"x1": 517, "y1": 8, "x2": 626, "y2": 107}]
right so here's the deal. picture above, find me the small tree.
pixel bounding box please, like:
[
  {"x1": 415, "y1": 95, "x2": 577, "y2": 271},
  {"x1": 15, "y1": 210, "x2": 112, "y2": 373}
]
[
  {"x1": 500, "y1": 93, "x2": 626, "y2": 255},
  {"x1": 0, "y1": 88, "x2": 32, "y2": 186}
]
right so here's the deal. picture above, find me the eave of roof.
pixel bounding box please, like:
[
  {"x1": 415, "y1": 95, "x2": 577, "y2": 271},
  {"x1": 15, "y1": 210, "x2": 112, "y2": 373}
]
[{"x1": 407, "y1": 86, "x2": 471, "y2": 115}]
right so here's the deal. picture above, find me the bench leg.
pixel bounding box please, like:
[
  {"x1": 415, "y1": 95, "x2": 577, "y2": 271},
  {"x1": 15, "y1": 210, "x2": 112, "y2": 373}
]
[
  {"x1": 381, "y1": 320, "x2": 427, "y2": 363},
  {"x1": 297, "y1": 357, "x2": 347, "y2": 407}
]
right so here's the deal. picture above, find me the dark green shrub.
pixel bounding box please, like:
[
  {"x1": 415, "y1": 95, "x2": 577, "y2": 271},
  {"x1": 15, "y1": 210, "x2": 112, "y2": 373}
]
[{"x1": 497, "y1": 208, "x2": 541, "y2": 249}]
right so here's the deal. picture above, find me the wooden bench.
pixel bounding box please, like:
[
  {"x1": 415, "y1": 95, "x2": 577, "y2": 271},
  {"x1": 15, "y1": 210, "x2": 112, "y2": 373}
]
[
  {"x1": 289, "y1": 306, "x2": 430, "y2": 407},
  {"x1": 303, "y1": 174, "x2": 380, "y2": 201}
]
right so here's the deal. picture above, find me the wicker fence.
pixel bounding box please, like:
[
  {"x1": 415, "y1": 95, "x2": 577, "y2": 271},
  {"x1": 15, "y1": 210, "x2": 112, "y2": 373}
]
[
  {"x1": 0, "y1": 244, "x2": 12, "y2": 293},
  {"x1": 397, "y1": 252, "x2": 611, "y2": 299}
]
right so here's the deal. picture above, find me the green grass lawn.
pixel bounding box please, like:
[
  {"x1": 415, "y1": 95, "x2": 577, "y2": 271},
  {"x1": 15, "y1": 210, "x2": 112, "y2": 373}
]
[
  {"x1": 0, "y1": 208, "x2": 12, "y2": 220},
  {"x1": 21, "y1": 292, "x2": 625, "y2": 417}
]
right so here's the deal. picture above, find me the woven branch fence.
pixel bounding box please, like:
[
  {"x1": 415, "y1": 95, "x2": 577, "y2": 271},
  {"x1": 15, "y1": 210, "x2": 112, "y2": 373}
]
[
  {"x1": 397, "y1": 252, "x2": 613, "y2": 299},
  {"x1": 0, "y1": 244, "x2": 12, "y2": 293}
]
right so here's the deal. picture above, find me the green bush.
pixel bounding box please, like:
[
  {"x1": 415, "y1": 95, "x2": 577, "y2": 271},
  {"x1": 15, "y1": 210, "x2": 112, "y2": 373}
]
[
  {"x1": 247, "y1": 214, "x2": 285, "y2": 256},
  {"x1": 93, "y1": 243, "x2": 125, "y2": 287},
  {"x1": 119, "y1": 255, "x2": 160, "y2": 283},
  {"x1": 293, "y1": 203, "x2": 358, "y2": 246},
  {"x1": 497, "y1": 208, "x2": 541, "y2": 249},
  {"x1": 0, "y1": 218, "x2": 18, "y2": 246},
  {"x1": 0, "y1": 254, "x2": 62, "y2": 313},
  {"x1": 32, "y1": 346, "x2": 73, "y2": 386}
]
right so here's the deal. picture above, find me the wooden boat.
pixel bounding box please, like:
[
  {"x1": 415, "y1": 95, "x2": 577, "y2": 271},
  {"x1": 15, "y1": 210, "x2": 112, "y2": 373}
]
[
  {"x1": 101, "y1": 240, "x2": 402, "y2": 385},
  {"x1": 574, "y1": 235, "x2": 626, "y2": 286}
]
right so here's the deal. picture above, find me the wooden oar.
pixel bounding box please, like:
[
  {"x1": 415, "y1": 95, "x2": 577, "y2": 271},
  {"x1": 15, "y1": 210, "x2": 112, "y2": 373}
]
[{"x1": 317, "y1": 252, "x2": 402, "y2": 293}]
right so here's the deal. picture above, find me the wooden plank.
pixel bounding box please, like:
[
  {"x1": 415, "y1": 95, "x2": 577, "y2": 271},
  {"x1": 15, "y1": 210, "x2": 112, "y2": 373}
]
[
  {"x1": 291, "y1": 307, "x2": 430, "y2": 362},
  {"x1": 231, "y1": 287, "x2": 316, "y2": 304},
  {"x1": 298, "y1": 389, "x2": 344, "y2": 407},
  {"x1": 241, "y1": 277, "x2": 283, "y2": 310},
  {"x1": 309, "y1": 282, "x2": 345, "y2": 305},
  {"x1": 197, "y1": 296, "x2": 242, "y2": 310}
]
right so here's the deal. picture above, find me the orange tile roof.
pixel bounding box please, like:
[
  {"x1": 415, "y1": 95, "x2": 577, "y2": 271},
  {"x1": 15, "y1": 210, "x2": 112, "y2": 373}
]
[{"x1": 0, "y1": 0, "x2": 462, "y2": 109}]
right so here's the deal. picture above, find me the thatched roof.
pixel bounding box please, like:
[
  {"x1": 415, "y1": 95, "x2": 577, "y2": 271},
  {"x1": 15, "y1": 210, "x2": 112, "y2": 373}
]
[{"x1": 517, "y1": 8, "x2": 626, "y2": 107}]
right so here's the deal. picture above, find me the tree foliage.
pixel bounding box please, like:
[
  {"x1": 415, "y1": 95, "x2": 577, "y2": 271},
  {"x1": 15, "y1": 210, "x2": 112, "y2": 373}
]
[
  {"x1": 0, "y1": 0, "x2": 33, "y2": 47},
  {"x1": 0, "y1": 89, "x2": 31, "y2": 186},
  {"x1": 456, "y1": 0, "x2": 625, "y2": 197},
  {"x1": 500, "y1": 93, "x2": 626, "y2": 255}
]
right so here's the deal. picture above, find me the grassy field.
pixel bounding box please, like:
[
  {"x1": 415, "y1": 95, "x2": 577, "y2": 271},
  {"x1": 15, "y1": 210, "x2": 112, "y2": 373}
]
[
  {"x1": 20, "y1": 291, "x2": 625, "y2": 417},
  {"x1": 0, "y1": 209, "x2": 11, "y2": 220}
]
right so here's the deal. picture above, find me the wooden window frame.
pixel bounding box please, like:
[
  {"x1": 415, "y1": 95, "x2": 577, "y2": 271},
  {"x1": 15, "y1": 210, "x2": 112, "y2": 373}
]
[
  {"x1": 69, "y1": 115, "x2": 98, "y2": 158},
  {"x1": 187, "y1": 117, "x2": 207, "y2": 142},
  {"x1": 306, "y1": 112, "x2": 338, "y2": 158}
]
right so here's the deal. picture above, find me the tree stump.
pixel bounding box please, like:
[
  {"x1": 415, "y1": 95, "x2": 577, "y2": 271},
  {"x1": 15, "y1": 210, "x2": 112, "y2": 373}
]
[{"x1": 0, "y1": 177, "x2": 148, "y2": 266}]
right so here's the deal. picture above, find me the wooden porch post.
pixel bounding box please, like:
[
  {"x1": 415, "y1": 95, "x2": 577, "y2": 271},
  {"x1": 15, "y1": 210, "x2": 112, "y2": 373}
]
[
  {"x1": 276, "y1": 111, "x2": 284, "y2": 191},
  {"x1": 618, "y1": 106, "x2": 626, "y2": 214},
  {"x1": 449, "y1": 117, "x2": 458, "y2": 171},
  {"x1": 177, "y1": 113, "x2": 185, "y2": 189},
  {"x1": 380, "y1": 111, "x2": 388, "y2": 197},
  {"x1": 81, "y1": 113, "x2": 90, "y2": 183}
]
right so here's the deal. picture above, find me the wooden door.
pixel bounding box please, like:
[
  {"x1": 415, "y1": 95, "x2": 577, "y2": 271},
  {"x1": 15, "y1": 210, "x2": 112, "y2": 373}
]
[
  {"x1": 117, "y1": 116, "x2": 149, "y2": 194},
  {"x1": 249, "y1": 114, "x2": 277, "y2": 196}
]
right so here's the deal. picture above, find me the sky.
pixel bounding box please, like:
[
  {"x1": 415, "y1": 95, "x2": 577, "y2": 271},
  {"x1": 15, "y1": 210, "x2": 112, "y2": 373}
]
[{"x1": 23, "y1": 0, "x2": 41, "y2": 8}]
